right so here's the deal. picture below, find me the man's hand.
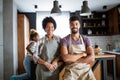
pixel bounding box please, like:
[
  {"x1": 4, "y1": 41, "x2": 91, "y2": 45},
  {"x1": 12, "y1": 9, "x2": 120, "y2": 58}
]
[
  {"x1": 76, "y1": 53, "x2": 87, "y2": 62},
  {"x1": 82, "y1": 53, "x2": 87, "y2": 57}
]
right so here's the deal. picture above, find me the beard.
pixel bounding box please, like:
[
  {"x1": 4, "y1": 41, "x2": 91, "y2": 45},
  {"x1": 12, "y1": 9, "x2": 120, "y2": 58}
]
[{"x1": 71, "y1": 28, "x2": 79, "y2": 34}]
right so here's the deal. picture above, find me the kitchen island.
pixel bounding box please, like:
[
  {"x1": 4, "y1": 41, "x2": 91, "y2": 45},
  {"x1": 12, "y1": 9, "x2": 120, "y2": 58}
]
[
  {"x1": 93, "y1": 54, "x2": 116, "y2": 80},
  {"x1": 104, "y1": 51, "x2": 120, "y2": 80}
]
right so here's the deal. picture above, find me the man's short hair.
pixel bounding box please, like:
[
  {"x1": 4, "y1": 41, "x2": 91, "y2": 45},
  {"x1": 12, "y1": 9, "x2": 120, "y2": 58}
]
[{"x1": 69, "y1": 15, "x2": 81, "y2": 23}]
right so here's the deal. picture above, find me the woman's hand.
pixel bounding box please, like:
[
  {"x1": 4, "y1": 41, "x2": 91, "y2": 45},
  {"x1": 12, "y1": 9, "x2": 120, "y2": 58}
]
[
  {"x1": 44, "y1": 62, "x2": 55, "y2": 71},
  {"x1": 51, "y1": 60, "x2": 58, "y2": 69},
  {"x1": 37, "y1": 58, "x2": 55, "y2": 71}
]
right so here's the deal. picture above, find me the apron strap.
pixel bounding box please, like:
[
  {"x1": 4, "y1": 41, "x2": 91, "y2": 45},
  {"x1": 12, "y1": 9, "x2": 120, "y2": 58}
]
[
  {"x1": 69, "y1": 35, "x2": 72, "y2": 54},
  {"x1": 68, "y1": 34, "x2": 86, "y2": 54}
]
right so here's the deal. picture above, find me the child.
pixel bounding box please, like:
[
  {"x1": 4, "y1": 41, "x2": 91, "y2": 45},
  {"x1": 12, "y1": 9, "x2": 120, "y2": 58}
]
[{"x1": 11, "y1": 29, "x2": 39, "y2": 80}]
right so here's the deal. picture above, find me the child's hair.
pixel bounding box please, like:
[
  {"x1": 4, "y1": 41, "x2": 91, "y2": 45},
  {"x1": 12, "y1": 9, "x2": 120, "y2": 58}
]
[{"x1": 30, "y1": 29, "x2": 38, "y2": 40}]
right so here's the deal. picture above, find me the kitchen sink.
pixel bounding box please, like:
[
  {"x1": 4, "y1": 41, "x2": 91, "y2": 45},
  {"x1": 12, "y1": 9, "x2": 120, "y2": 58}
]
[{"x1": 115, "y1": 51, "x2": 120, "y2": 53}]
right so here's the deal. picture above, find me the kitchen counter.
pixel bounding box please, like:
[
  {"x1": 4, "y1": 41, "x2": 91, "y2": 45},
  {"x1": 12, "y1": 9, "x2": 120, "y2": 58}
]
[
  {"x1": 103, "y1": 51, "x2": 120, "y2": 54},
  {"x1": 95, "y1": 54, "x2": 116, "y2": 58},
  {"x1": 103, "y1": 52, "x2": 120, "y2": 79},
  {"x1": 92, "y1": 54, "x2": 116, "y2": 80}
]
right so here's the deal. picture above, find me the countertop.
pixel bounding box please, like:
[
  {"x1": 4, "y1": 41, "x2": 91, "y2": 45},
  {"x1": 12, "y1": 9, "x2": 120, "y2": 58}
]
[
  {"x1": 95, "y1": 54, "x2": 116, "y2": 58},
  {"x1": 103, "y1": 51, "x2": 120, "y2": 55}
]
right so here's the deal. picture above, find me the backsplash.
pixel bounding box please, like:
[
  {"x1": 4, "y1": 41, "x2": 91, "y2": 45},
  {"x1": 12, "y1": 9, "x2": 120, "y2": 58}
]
[
  {"x1": 111, "y1": 35, "x2": 120, "y2": 51},
  {"x1": 87, "y1": 35, "x2": 120, "y2": 51}
]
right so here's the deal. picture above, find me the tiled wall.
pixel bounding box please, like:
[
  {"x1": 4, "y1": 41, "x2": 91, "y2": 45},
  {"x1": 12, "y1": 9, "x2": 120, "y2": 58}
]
[
  {"x1": 87, "y1": 35, "x2": 120, "y2": 51},
  {"x1": 112, "y1": 35, "x2": 120, "y2": 41},
  {"x1": 111, "y1": 35, "x2": 120, "y2": 51},
  {"x1": 88, "y1": 36, "x2": 112, "y2": 51}
]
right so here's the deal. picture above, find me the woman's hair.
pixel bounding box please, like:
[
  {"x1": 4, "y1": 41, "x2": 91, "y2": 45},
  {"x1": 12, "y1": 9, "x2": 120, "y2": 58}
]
[
  {"x1": 30, "y1": 29, "x2": 38, "y2": 40},
  {"x1": 42, "y1": 17, "x2": 56, "y2": 30}
]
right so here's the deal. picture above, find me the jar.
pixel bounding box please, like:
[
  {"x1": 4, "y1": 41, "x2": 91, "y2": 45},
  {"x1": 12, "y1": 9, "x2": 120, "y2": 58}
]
[
  {"x1": 102, "y1": 20, "x2": 105, "y2": 26},
  {"x1": 94, "y1": 45, "x2": 102, "y2": 55},
  {"x1": 87, "y1": 29, "x2": 92, "y2": 35},
  {"x1": 83, "y1": 23, "x2": 87, "y2": 27},
  {"x1": 102, "y1": 14, "x2": 106, "y2": 18}
]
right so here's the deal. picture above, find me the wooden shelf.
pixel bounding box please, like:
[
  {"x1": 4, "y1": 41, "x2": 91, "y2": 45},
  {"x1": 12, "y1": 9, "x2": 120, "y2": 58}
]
[
  {"x1": 82, "y1": 18, "x2": 105, "y2": 20},
  {"x1": 83, "y1": 26, "x2": 106, "y2": 28},
  {"x1": 81, "y1": 12, "x2": 108, "y2": 36},
  {"x1": 86, "y1": 34, "x2": 109, "y2": 36}
]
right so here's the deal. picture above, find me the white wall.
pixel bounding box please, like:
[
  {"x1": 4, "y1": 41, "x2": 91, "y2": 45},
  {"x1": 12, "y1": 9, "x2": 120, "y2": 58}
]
[
  {"x1": 13, "y1": 1, "x2": 18, "y2": 74},
  {"x1": 0, "y1": 0, "x2": 3, "y2": 80},
  {"x1": 3, "y1": 0, "x2": 18, "y2": 79}
]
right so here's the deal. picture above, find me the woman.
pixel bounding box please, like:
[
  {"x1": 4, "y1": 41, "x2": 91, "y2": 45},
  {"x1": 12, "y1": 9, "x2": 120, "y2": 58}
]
[{"x1": 33, "y1": 17, "x2": 61, "y2": 80}]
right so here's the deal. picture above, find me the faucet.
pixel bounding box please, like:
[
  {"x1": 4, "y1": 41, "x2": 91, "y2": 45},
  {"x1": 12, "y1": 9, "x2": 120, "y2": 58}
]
[{"x1": 106, "y1": 43, "x2": 112, "y2": 51}]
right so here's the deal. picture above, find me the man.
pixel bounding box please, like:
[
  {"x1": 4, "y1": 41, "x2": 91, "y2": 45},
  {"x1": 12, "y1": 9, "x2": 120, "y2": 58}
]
[{"x1": 61, "y1": 16, "x2": 96, "y2": 80}]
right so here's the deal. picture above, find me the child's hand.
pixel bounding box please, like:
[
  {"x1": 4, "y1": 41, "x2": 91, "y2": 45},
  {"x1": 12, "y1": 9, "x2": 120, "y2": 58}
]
[{"x1": 30, "y1": 56, "x2": 33, "y2": 61}]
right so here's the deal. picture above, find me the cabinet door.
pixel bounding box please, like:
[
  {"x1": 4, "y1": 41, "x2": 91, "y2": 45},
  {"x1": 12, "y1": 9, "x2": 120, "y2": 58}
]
[
  {"x1": 18, "y1": 14, "x2": 30, "y2": 74},
  {"x1": 108, "y1": 7, "x2": 119, "y2": 34}
]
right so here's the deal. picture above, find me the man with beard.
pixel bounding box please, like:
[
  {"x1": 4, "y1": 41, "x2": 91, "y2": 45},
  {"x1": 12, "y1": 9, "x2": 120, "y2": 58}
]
[{"x1": 60, "y1": 16, "x2": 96, "y2": 80}]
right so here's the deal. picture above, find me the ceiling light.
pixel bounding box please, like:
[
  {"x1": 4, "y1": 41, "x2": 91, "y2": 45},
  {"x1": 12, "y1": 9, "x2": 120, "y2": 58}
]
[
  {"x1": 80, "y1": 0, "x2": 91, "y2": 16},
  {"x1": 34, "y1": 5, "x2": 38, "y2": 9},
  {"x1": 51, "y1": 0, "x2": 62, "y2": 15},
  {"x1": 103, "y1": 5, "x2": 107, "y2": 9}
]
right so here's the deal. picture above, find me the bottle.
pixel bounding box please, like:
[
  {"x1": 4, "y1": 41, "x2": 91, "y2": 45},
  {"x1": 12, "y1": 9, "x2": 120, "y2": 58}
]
[
  {"x1": 83, "y1": 23, "x2": 87, "y2": 27},
  {"x1": 106, "y1": 43, "x2": 111, "y2": 51},
  {"x1": 102, "y1": 14, "x2": 106, "y2": 18},
  {"x1": 102, "y1": 20, "x2": 105, "y2": 26}
]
